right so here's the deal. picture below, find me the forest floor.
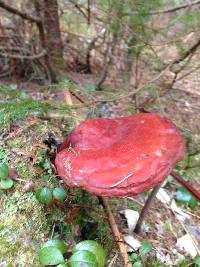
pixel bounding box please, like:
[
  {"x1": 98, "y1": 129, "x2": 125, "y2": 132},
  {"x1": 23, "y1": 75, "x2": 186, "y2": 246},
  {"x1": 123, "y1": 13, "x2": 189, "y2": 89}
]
[{"x1": 0, "y1": 61, "x2": 200, "y2": 267}]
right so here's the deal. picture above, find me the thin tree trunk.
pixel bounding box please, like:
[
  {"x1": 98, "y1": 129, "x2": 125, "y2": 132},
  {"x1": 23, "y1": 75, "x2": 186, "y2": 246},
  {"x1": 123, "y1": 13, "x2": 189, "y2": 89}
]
[{"x1": 43, "y1": 0, "x2": 65, "y2": 79}]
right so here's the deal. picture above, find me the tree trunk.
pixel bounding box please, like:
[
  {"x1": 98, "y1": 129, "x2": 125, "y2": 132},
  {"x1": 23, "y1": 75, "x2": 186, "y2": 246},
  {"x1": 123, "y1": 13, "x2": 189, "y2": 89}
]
[{"x1": 43, "y1": 0, "x2": 65, "y2": 80}]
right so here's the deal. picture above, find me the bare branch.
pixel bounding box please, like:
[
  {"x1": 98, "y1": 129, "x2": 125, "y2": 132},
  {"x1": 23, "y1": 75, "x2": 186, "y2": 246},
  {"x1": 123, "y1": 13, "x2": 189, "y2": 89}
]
[
  {"x1": 176, "y1": 64, "x2": 200, "y2": 82},
  {"x1": 0, "y1": 1, "x2": 41, "y2": 23},
  {"x1": 68, "y1": 0, "x2": 87, "y2": 20},
  {"x1": 151, "y1": 0, "x2": 200, "y2": 15},
  {"x1": 0, "y1": 46, "x2": 30, "y2": 53},
  {"x1": 171, "y1": 37, "x2": 200, "y2": 66},
  {"x1": 100, "y1": 197, "x2": 131, "y2": 267},
  {"x1": 95, "y1": 33, "x2": 118, "y2": 89},
  {"x1": 124, "y1": 0, "x2": 200, "y2": 16},
  {"x1": 0, "y1": 49, "x2": 47, "y2": 59}
]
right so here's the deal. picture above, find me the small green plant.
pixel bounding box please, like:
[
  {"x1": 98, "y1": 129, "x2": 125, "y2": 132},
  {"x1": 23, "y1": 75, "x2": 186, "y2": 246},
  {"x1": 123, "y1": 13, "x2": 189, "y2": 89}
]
[
  {"x1": 193, "y1": 256, "x2": 200, "y2": 266},
  {"x1": 39, "y1": 239, "x2": 105, "y2": 266},
  {"x1": 0, "y1": 162, "x2": 14, "y2": 189},
  {"x1": 53, "y1": 188, "x2": 67, "y2": 201},
  {"x1": 39, "y1": 246, "x2": 65, "y2": 265},
  {"x1": 36, "y1": 187, "x2": 67, "y2": 204},
  {"x1": 36, "y1": 187, "x2": 53, "y2": 204},
  {"x1": 35, "y1": 149, "x2": 53, "y2": 175},
  {"x1": 42, "y1": 239, "x2": 68, "y2": 254},
  {"x1": 71, "y1": 240, "x2": 105, "y2": 267},
  {"x1": 175, "y1": 186, "x2": 197, "y2": 209},
  {"x1": 129, "y1": 240, "x2": 153, "y2": 266}
]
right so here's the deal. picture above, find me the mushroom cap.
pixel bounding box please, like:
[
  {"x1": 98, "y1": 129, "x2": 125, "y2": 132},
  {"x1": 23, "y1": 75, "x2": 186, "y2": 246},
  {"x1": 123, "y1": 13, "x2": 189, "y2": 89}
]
[{"x1": 55, "y1": 113, "x2": 185, "y2": 197}]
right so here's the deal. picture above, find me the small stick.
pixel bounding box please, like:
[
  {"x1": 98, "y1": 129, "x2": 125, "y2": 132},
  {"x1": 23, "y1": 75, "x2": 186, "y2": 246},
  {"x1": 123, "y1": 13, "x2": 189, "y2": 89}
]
[
  {"x1": 4, "y1": 119, "x2": 40, "y2": 140},
  {"x1": 100, "y1": 197, "x2": 131, "y2": 267},
  {"x1": 134, "y1": 183, "x2": 162, "y2": 234},
  {"x1": 171, "y1": 170, "x2": 200, "y2": 202}
]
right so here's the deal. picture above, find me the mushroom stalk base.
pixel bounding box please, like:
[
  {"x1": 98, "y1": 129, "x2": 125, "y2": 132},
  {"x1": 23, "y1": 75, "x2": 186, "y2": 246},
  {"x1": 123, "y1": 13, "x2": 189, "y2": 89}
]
[
  {"x1": 100, "y1": 196, "x2": 132, "y2": 267},
  {"x1": 134, "y1": 184, "x2": 162, "y2": 234}
]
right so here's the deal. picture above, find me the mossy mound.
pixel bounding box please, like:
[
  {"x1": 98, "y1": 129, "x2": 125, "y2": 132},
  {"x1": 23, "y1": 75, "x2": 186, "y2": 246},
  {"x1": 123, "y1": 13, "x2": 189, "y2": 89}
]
[
  {"x1": 0, "y1": 118, "x2": 67, "y2": 266},
  {"x1": 0, "y1": 191, "x2": 49, "y2": 266}
]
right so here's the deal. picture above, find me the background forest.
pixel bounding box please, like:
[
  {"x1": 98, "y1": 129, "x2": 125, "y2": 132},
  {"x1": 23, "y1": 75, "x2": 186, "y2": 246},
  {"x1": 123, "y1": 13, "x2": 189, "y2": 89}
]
[{"x1": 0, "y1": 0, "x2": 200, "y2": 266}]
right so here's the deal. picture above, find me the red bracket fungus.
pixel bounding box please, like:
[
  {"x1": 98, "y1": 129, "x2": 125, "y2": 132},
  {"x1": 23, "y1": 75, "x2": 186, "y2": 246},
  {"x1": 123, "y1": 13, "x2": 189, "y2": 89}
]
[{"x1": 55, "y1": 113, "x2": 185, "y2": 197}]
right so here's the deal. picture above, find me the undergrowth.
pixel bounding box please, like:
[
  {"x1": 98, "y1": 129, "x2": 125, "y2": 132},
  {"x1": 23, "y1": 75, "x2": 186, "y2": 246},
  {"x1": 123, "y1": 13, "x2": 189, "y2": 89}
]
[{"x1": 0, "y1": 84, "x2": 75, "y2": 132}]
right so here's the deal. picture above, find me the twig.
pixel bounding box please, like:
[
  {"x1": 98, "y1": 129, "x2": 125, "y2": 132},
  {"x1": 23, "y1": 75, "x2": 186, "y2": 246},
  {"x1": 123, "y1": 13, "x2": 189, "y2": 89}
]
[
  {"x1": 150, "y1": 0, "x2": 200, "y2": 15},
  {"x1": 112, "y1": 63, "x2": 172, "y2": 101},
  {"x1": 124, "y1": 0, "x2": 200, "y2": 16},
  {"x1": 0, "y1": 49, "x2": 47, "y2": 59},
  {"x1": 171, "y1": 170, "x2": 200, "y2": 202},
  {"x1": 68, "y1": 0, "x2": 87, "y2": 20},
  {"x1": 0, "y1": 0, "x2": 41, "y2": 23},
  {"x1": 175, "y1": 64, "x2": 200, "y2": 82},
  {"x1": 4, "y1": 119, "x2": 40, "y2": 141},
  {"x1": 108, "y1": 253, "x2": 118, "y2": 267},
  {"x1": 127, "y1": 197, "x2": 143, "y2": 206},
  {"x1": 100, "y1": 197, "x2": 131, "y2": 267},
  {"x1": 95, "y1": 33, "x2": 118, "y2": 89},
  {"x1": 134, "y1": 184, "x2": 162, "y2": 234},
  {"x1": 87, "y1": 0, "x2": 91, "y2": 25},
  {"x1": 170, "y1": 36, "x2": 200, "y2": 67}
]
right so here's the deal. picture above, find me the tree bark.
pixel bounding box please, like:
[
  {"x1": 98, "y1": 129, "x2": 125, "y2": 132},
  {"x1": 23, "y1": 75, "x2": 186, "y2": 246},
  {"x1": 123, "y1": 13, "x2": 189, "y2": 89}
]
[{"x1": 43, "y1": 0, "x2": 65, "y2": 79}]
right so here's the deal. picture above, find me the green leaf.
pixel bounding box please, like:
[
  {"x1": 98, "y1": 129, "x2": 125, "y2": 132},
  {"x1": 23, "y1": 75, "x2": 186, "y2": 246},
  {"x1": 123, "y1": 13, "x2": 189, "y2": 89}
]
[
  {"x1": 175, "y1": 187, "x2": 191, "y2": 203},
  {"x1": 73, "y1": 240, "x2": 105, "y2": 267},
  {"x1": 188, "y1": 197, "x2": 197, "y2": 209},
  {"x1": 39, "y1": 246, "x2": 65, "y2": 265},
  {"x1": 36, "y1": 187, "x2": 53, "y2": 204},
  {"x1": 68, "y1": 250, "x2": 98, "y2": 267},
  {"x1": 140, "y1": 240, "x2": 152, "y2": 255},
  {"x1": 53, "y1": 188, "x2": 67, "y2": 201},
  {"x1": 35, "y1": 188, "x2": 42, "y2": 199},
  {"x1": 129, "y1": 252, "x2": 138, "y2": 261},
  {"x1": 193, "y1": 256, "x2": 200, "y2": 266},
  {"x1": 132, "y1": 262, "x2": 143, "y2": 267},
  {"x1": 0, "y1": 163, "x2": 9, "y2": 179},
  {"x1": 0, "y1": 178, "x2": 14, "y2": 189},
  {"x1": 43, "y1": 239, "x2": 67, "y2": 254}
]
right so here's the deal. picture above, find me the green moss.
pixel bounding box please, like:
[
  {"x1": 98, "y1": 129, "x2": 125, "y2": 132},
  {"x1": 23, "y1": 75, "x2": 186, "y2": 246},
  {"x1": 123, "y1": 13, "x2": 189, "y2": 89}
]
[
  {"x1": 0, "y1": 146, "x2": 8, "y2": 162},
  {"x1": 0, "y1": 191, "x2": 49, "y2": 266}
]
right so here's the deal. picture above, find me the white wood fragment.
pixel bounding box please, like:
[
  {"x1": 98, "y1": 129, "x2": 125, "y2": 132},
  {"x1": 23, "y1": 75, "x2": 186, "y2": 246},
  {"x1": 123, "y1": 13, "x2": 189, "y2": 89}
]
[
  {"x1": 176, "y1": 234, "x2": 198, "y2": 258},
  {"x1": 124, "y1": 209, "x2": 139, "y2": 233},
  {"x1": 124, "y1": 235, "x2": 141, "y2": 251}
]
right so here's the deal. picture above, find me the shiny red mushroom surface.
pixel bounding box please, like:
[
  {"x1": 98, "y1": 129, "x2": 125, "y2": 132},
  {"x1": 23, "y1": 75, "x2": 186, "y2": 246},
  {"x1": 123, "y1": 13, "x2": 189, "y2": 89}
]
[{"x1": 55, "y1": 113, "x2": 185, "y2": 197}]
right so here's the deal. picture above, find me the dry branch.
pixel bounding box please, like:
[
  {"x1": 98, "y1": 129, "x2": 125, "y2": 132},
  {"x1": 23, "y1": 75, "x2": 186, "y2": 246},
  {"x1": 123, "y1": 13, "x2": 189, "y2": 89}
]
[
  {"x1": 100, "y1": 197, "x2": 131, "y2": 267},
  {"x1": 151, "y1": 0, "x2": 200, "y2": 15},
  {"x1": 124, "y1": 0, "x2": 200, "y2": 16},
  {"x1": 171, "y1": 37, "x2": 200, "y2": 66},
  {"x1": 0, "y1": 49, "x2": 47, "y2": 59},
  {"x1": 171, "y1": 171, "x2": 200, "y2": 202},
  {"x1": 134, "y1": 184, "x2": 162, "y2": 234},
  {"x1": 68, "y1": 0, "x2": 87, "y2": 20},
  {"x1": 0, "y1": 1, "x2": 41, "y2": 23}
]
